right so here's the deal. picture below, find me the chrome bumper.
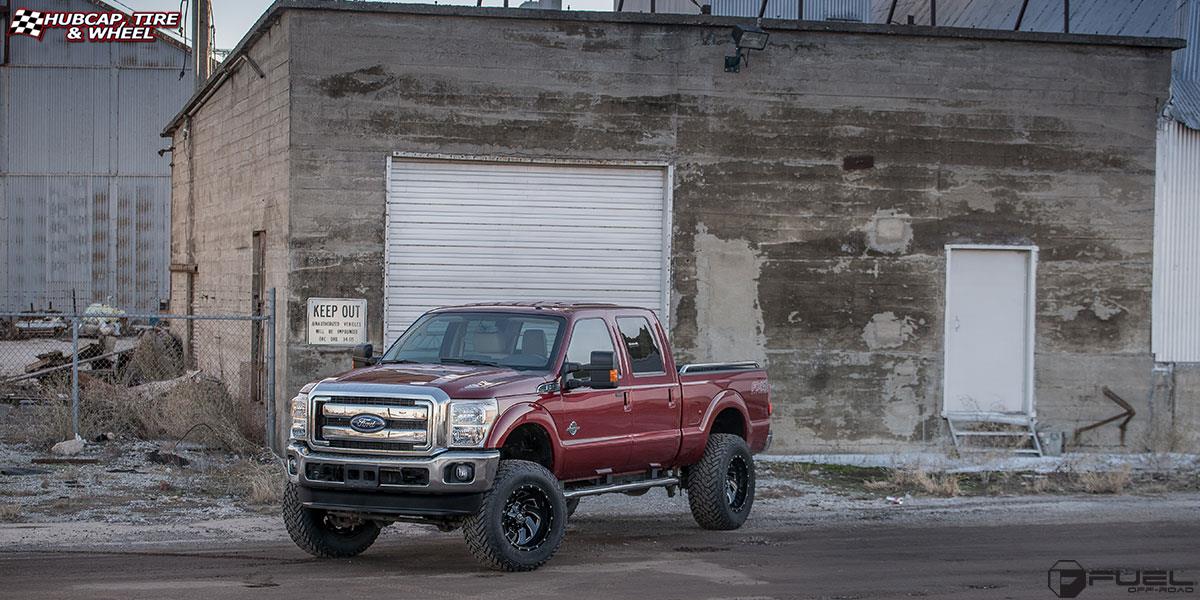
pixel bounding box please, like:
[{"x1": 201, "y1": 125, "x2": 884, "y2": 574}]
[{"x1": 286, "y1": 442, "x2": 500, "y2": 494}]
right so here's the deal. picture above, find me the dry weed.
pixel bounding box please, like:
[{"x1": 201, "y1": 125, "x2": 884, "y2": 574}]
[
  {"x1": 15, "y1": 372, "x2": 261, "y2": 451},
  {"x1": 0, "y1": 504, "x2": 22, "y2": 522},
  {"x1": 890, "y1": 467, "x2": 962, "y2": 497},
  {"x1": 207, "y1": 457, "x2": 283, "y2": 506},
  {"x1": 1076, "y1": 465, "x2": 1133, "y2": 494}
]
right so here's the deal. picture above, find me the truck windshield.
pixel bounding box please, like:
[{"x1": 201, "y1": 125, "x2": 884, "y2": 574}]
[{"x1": 381, "y1": 312, "x2": 565, "y2": 371}]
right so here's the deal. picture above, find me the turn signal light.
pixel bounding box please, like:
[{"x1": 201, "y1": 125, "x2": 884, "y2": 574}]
[{"x1": 609, "y1": 369, "x2": 618, "y2": 383}]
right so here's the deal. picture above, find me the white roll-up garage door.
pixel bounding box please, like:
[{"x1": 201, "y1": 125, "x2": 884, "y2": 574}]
[{"x1": 384, "y1": 157, "x2": 671, "y2": 344}]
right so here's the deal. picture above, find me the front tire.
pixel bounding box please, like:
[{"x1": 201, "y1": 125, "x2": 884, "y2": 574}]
[
  {"x1": 464, "y1": 460, "x2": 567, "y2": 571},
  {"x1": 686, "y1": 433, "x2": 756, "y2": 530},
  {"x1": 282, "y1": 483, "x2": 381, "y2": 558}
]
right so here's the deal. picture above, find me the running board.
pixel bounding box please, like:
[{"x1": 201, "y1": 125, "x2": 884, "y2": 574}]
[{"x1": 563, "y1": 476, "x2": 680, "y2": 499}]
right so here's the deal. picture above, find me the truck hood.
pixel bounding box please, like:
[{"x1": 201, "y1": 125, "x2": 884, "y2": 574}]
[{"x1": 319, "y1": 363, "x2": 550, "y2": 399}]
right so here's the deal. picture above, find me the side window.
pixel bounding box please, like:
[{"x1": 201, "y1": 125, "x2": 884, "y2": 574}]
[
  {"x1": 564, "y1": 319, "x2": 616, "y2": 383},
  {"x1": 617, "y1": 317, "x2": 664, "y2": 374}
]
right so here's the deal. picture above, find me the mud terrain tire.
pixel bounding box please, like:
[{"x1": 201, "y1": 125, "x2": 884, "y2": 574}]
[
  {"x1": 464, "y1": 460, "x2": 567, "y2": 571},
  {"x1": 282, "y1": 483, "x2": 381, "y2": 558},
  {"x1": 687, "y1": 433, "x2": 756, "y2": 530}
]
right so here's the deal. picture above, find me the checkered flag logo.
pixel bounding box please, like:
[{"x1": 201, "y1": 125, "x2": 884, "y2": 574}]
[{"x1": 9, "y1": 8, "x2": 46, "y2": 38}]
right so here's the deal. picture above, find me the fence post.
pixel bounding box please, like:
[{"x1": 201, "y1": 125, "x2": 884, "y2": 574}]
[
  {"x1": 266, "y1": 287, "x2": 277, "y2": 455},
  {"x1": 70, "y1": 317, "x2": 80, "y2": 440}
]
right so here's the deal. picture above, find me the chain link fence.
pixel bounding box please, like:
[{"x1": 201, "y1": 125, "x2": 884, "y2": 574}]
[{"x1": 0, "y1": 292, "x2": 275, "y2": 452}]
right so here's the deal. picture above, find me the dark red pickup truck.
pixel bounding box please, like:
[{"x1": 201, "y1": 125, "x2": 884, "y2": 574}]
[{"x1": 283, "y1": 303, "x2": 771, "y2": 571}]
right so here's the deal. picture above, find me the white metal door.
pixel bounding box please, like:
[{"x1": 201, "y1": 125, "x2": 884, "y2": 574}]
[
  {"x1": 385, "y1": 156, "x2": 671, "y2": 344},
  {"x1": 942, "y1": 246, "x2": 1037, "y2": 418}
]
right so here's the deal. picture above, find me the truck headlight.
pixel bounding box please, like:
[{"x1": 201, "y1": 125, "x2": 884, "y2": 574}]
[
  {"x1": 290, "y1": 393, "x2": 309, "y2": 441},
  {"x1": 447, "y1": 399, "x2": 497, "y2": 448}
]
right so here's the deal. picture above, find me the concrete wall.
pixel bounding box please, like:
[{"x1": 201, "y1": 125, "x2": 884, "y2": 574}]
[
  {"x1": 168, "y1": 15, "x2": 291, "y2": 429},
  {"x1": 205, "y1": 6, "x2": 1174, "y2": 453}
]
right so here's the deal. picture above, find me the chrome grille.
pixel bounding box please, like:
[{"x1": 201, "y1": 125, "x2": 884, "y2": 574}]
[{"x1": 312, "y1": 396, "x2": 433, "y2": 454}]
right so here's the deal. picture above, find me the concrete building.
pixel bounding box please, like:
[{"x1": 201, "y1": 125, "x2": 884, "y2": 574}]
[
  {"x1": 164, "y1": 1, "x2": 1183, "y2": 454},
  {"x1": 1, "y1": 0, "x2": 192, "y2": 313}
]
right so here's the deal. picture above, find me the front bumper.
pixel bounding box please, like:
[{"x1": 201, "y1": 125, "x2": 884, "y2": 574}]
[{"x1": 286, "y1": 442, "x2": 500, "y2": 494}]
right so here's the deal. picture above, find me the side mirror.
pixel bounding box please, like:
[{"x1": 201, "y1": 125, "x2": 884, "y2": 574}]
[
  {"x1": 560, "y1": 361, "x2": 583, "y2": 390},
  {"x1": 585, "y1": 351, "x2": 618, "y2": 390},
  {"x1": 351, "y1": 343, "x2": 378, "y2": 367}
]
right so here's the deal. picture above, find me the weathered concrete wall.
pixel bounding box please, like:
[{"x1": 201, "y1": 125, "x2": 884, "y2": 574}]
[
  {"x1": 168, "y1": 15, "x2": 291, "y2": 435},
  {"x1": 272, "y1": 7, "x2": 1172, "y2": 452}
]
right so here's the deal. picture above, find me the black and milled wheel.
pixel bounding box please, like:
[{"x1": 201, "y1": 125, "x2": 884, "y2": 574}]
[
  {"x1": 464, "y1": 460, "x2": 567, "y2": 571},
  {"x1": 282, "y1": 482, "x2": 381, "y2": 558},
  {"x1": 686, "y1": 433, "x2": 756, "y2": 530}
]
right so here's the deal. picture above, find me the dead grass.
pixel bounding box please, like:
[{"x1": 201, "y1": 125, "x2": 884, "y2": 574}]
[
  {"x1": 1075, "y1": 465, "x2": 1133, "y2": 494},
  {"x1": 889, "y1": 468, "x2": 963, "y2": 497},
  {"x1": 205, "y1": 456, "x2": 283, "y2": 506},
  {"x1": 0, "y1": 504, "x2": 21, "y2": 522},
  {"x1": 12, "y1": 373, "x2": 261, "y2": 452}
]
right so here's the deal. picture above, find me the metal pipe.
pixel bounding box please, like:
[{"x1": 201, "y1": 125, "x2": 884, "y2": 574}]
[
  {"x1": 1063, "y1": 0, "x2": 1070, "y2": 32},
  {"x1": 266, "y1": 288, "x2": 277, "y2": 456},
  {"x1": 758, "y1": 0, "x2": 768, "y2": 22},
  {"x1": 617, "y1": 0, "x2": 624, "y2": 11},
  {"x1": 650, "y1": 0, "x2": 655, "y2": 12},
  {"x1": 70, "y1": 318, "x2": 79, "y2": 439},
  {"x1": 798, "y1": 0, "x2": 803, "y2": 20},
  {"x1": 930, "y1": 0, "x2": 936, "y2": 26},
  {"x1": 887, "y1": 0, "x2": 897, "y2": 24},
  {"x1": 1014, "y1": 0, "x2": 1029, "y2": 30}
]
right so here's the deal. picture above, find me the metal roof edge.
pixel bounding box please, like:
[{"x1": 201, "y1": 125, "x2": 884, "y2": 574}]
[
  {"x1": 161, "y1": 0, "x2": 1186, "y2": 137},
  {"x1": 1166, "y1": 79, "x2": 1200, "y2": 131}
]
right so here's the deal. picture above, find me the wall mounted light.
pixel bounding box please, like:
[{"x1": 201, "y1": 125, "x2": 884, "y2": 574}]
[{"x1": 725, "y1": 24, "x2": 769, "y2": 73}]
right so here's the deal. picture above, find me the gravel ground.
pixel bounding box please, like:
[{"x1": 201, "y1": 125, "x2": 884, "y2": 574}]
[{"x1": 1, "y1": 440, "x2": 1198, "y2": 553}]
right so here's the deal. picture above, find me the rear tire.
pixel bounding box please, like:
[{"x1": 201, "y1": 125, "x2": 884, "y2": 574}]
[
  {"x1": 282, "y1": 483, "x2": 381, "y2": 558},
  {"x1": 464, "y1": 460, "x2": 567, "y2": 571},
  {"x1": 686, "y1": 433, "x2": 755, "y2": 530}
]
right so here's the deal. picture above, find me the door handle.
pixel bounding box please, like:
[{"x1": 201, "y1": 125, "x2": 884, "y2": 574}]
[
  {"x1": 623, "y1": 391, "x2": 631, "y2": 413},
  {"x1": 668, "y1": 389, "x2": 676, "y2": 408}
]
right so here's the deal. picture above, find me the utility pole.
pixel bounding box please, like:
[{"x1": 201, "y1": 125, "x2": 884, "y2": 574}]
[{"x1": 193, "y1": 0, "x2": 212, "y2": 89}]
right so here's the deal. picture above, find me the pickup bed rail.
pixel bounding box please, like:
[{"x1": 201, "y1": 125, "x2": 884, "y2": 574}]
[{"x1": 677, "y1": 361, "x2": 761, "y2": 374}]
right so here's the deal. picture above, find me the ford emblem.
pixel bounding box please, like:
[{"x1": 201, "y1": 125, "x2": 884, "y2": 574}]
[{"x1": 349, "y1": 414, "x2": 386, "y2": 433}]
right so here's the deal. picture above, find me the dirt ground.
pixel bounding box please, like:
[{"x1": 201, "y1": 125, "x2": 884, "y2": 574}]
[{"x1": 1, "y1": 440, "x2": 1197, "y2": 599}]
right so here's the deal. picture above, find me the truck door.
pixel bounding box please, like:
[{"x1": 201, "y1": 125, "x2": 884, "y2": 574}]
[
  {"x1": 556, "y1": 317, "x2": 632, "y2": 480},
  {"x1": 615, "y1": 315, "x2": 681, "y2": 471}
]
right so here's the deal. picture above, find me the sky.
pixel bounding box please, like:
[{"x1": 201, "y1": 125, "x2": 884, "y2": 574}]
[{"x1": 114, "y1": 0, "x2": 613, "y2": 51}]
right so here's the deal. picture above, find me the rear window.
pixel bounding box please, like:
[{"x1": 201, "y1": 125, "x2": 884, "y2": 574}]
[{"x1": 616, "y1": 317, "x2": 664, "y2": 374}]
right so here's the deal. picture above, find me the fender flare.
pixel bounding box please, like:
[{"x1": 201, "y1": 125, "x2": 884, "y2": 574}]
[
  {"x1": 700, "y1": 389, "x2": 751, "y2": 439},
  {"x1": 486, "y1": 402, "x2": 563, "y2": 470}
]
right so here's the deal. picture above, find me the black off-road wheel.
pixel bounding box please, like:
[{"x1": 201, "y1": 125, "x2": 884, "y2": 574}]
[
  {"x1": 282, "y1": 483, "x2": 381, "y2": 558},
  {"x1": 463, "y1": 460, "x2": 567, "y2": 571},
  {"x1": 686, "y1": 433, "x2": 756, "y2": 530}
]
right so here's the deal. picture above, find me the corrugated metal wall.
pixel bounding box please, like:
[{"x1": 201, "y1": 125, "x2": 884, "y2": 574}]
[
  {"x1": 0, "y1": 0, "x2": 191, "y2": 312},
  {"x1": 1153, "y1": 120, "x2": 1200, "y2": 363},
  {"x1": 1154, "y1": 0, "x2": 1200, "y2": 363}
]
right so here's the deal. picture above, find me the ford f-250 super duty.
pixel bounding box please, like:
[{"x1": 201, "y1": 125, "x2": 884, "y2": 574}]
[{"x1": 283, "y1": 303, "x2": 771, "y2": 571}]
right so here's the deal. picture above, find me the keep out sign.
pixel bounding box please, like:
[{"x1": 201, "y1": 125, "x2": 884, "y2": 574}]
[{"x1": 307, "y1": 298, "x2": 367, "y2": 346}]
